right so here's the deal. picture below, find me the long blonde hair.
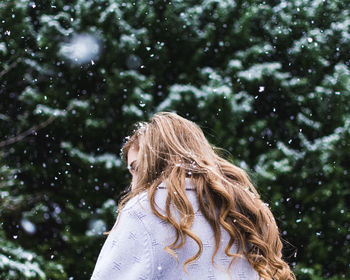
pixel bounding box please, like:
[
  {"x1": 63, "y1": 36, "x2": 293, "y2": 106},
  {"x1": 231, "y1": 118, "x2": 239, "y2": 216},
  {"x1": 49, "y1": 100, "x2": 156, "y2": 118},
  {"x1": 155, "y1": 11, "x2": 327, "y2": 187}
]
[{"x1": 106, "y1": 111, "x2": 295, "y2": 280}]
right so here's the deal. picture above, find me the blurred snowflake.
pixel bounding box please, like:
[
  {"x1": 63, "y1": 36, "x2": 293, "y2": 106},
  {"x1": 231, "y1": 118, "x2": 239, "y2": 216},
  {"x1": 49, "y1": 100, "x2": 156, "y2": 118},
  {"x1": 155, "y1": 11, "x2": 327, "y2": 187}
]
[{"x1": 59, "y1": 33, "x2": 100, "y2": 64}]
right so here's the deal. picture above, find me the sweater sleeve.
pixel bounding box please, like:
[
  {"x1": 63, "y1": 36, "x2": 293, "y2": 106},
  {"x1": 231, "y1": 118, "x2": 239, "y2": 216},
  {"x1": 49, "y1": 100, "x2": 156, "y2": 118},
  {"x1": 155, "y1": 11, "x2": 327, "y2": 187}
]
[{"x1": 90, "y1": 208, "x2": 154, "y2": 280}]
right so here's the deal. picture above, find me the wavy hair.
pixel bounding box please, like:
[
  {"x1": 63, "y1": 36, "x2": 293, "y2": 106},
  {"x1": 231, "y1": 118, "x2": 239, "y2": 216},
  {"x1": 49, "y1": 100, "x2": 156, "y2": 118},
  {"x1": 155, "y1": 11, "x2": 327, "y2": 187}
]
[{"x1": 105, "y1": 111, "x2": 295, "y2": 280}]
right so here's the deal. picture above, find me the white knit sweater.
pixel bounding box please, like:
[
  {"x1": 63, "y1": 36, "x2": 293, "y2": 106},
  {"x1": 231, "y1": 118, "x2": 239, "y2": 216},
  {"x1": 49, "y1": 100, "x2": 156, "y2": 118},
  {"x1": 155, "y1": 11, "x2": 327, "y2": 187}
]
[{"x1": 90, "y1": 178, "x2": 260, "y2": 280}]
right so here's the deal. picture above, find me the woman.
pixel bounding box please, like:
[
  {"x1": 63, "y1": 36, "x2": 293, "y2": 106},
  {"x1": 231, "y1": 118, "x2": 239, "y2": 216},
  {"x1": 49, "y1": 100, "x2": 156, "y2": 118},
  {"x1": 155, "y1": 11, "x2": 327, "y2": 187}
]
[{"x1": 90, "y1": 112, "x2": 295, "y2": 280}]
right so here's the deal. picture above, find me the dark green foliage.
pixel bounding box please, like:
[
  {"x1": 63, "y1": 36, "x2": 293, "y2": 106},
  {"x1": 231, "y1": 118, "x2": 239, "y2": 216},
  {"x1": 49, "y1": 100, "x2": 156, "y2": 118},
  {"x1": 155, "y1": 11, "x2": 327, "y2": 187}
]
[{"x1": 0, "y1": 0, "x2": 349, "y2": 279}]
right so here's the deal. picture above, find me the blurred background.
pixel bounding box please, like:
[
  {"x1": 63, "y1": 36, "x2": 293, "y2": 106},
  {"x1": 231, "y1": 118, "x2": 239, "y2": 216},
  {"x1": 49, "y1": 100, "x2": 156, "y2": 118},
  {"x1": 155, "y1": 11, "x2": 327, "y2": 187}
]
[{"x1": 0, "y1": 0, "x2": 349, "y2": 279}]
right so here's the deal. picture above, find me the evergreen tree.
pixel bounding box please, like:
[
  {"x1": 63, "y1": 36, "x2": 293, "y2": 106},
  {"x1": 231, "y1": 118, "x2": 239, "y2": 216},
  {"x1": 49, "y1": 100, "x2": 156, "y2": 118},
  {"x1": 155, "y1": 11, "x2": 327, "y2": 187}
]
[{"x1": 0, "y1": 0, "x2": 349, "y2": 279}]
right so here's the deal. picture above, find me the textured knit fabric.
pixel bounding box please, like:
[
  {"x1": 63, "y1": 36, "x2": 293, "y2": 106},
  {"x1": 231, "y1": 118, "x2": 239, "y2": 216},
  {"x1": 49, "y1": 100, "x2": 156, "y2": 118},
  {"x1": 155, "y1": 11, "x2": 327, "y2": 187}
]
[{"x1": 90, "y1": 178, "x2": 260, "y2": 280}]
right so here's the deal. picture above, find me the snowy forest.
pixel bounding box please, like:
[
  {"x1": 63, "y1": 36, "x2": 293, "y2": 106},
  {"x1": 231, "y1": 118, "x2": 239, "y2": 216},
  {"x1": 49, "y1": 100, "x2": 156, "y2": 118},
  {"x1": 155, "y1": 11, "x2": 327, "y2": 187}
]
[{"x1": 0, "y1": 0, "x2": 349, "y2": 279}]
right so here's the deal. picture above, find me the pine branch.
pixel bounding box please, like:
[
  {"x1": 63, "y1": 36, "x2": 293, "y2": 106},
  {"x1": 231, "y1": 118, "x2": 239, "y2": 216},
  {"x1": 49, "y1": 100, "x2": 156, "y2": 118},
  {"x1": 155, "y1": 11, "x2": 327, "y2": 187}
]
[
  {"x1": 0, "y1": 57, "x2": 22, "y2": 79},
  {"x1": 0, "y1": 104, "x2": 73, "y2": 148}
]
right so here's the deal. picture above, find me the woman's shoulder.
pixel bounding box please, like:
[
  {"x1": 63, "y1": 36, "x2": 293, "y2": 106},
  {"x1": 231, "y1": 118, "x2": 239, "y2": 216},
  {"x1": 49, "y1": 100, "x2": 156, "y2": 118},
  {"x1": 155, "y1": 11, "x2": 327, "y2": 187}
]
[{"x1": 122, "y1": 190, "x2": 149, "y2": 213}]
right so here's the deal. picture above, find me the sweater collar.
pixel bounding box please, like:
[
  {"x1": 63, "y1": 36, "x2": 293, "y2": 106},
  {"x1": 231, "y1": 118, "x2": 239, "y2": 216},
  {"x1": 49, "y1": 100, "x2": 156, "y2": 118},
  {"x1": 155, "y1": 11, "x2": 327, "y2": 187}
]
[{"x1": 157, "y1": 177, "x2": 195, "y2": 190}]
